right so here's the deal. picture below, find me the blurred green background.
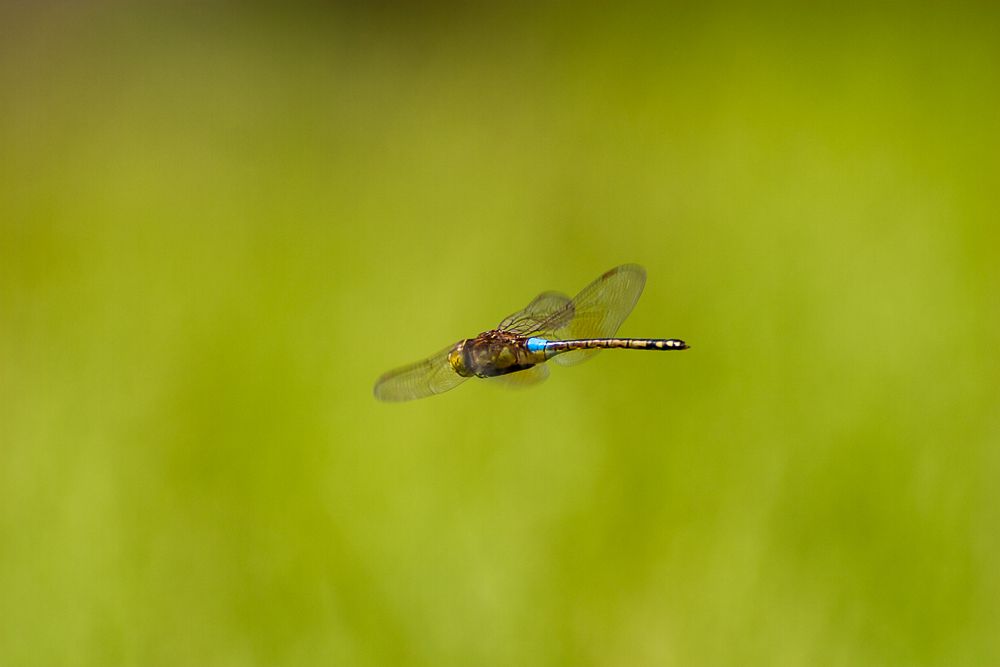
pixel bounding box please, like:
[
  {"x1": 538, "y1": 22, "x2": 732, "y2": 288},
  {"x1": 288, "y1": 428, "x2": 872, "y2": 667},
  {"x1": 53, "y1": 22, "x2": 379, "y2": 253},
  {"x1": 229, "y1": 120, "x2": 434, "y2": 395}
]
[{"x1": 2, "y1": 3, "x2": 998, "y2": 666}]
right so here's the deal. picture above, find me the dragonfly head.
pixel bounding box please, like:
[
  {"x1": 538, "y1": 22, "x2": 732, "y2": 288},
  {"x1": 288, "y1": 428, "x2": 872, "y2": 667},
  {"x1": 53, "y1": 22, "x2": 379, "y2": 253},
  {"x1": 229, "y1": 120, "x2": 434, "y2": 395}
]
[{"x1": 448, "y1": 340, "x2": 474, "y2": 378}]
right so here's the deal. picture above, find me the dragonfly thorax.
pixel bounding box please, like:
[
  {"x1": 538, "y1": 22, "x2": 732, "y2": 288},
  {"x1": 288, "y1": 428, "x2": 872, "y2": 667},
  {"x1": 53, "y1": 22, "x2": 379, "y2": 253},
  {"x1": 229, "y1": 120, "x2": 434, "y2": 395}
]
[{"x1": 448, "y1": 330, "x2": 542, "y2": 379}]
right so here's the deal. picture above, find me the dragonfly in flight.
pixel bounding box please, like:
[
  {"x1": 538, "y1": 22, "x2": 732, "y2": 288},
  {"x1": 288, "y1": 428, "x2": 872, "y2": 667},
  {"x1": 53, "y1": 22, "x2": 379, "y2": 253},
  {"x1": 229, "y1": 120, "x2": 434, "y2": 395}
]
[{"x1": 373, "y1": 264, "x2": 688, "y2": 401}]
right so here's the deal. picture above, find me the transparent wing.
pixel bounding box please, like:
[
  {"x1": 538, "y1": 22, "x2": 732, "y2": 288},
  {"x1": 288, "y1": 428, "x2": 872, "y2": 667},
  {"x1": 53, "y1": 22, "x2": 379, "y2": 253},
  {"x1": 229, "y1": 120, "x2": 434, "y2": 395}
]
[
  {"x1": 541, "y1": 264, "x2": 647, "y2": 366},
  {"x1": 489, "y1": 363, "x2": 550, "y2": 389},
  {"x1": 373, "y1": 342, "x2": 467, "y2": 402},
  {"x1": 496, "y1": 290, "x2": 573, "y2": 335}
]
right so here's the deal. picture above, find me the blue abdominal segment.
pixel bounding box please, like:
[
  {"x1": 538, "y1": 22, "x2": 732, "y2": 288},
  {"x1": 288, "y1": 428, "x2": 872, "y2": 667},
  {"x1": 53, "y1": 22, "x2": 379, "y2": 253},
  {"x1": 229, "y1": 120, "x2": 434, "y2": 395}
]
[{"x1": 526, "y1": 337, "x2": 549, "y2": 353}]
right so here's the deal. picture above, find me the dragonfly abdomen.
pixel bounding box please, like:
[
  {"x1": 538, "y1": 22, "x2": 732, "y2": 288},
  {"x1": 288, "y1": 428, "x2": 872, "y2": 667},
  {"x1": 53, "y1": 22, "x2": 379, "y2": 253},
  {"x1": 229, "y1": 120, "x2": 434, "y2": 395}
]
[{"x1": 527, "y1": 336, "x2": 688, "y2": 358}]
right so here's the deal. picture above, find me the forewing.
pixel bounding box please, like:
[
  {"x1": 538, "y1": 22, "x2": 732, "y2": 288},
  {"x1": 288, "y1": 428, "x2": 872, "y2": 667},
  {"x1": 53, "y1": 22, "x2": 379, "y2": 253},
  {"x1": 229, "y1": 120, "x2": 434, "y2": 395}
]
[
  {"x1": 373, "y1": 343, "x2": 467, "y2": 402},
  {"x1": 548, "y1": 264, "x2": 647, "y2": 366},
  {"x1": 497, "y1": 290, "x2": 573, "y2": 335}
]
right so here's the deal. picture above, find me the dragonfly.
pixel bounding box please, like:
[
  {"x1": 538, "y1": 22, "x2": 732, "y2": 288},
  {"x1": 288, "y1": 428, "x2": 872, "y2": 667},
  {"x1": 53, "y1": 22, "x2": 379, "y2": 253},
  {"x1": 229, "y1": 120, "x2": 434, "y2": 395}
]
[{"x1": 373, "y1": 264, "x2": 688, "y2": 402}]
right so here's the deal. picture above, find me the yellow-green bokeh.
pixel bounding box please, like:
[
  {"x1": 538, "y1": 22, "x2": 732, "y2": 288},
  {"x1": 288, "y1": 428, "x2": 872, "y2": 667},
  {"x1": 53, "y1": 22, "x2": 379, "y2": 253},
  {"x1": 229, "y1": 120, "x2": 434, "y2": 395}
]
[{"x1": 2, "y1": 4, "x2": 998, "y2": 666}]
